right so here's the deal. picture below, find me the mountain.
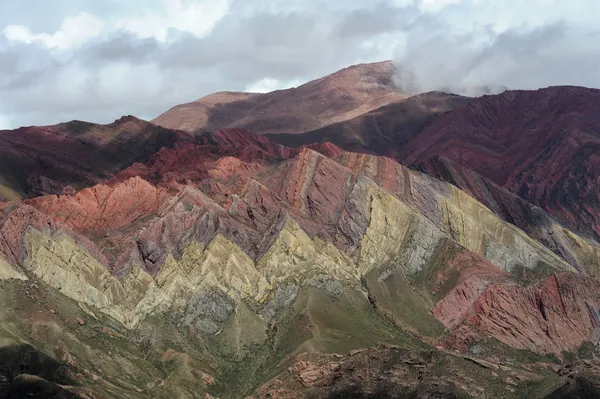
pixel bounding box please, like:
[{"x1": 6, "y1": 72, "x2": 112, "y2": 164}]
[
  {"x1": 398, "y1": 86, "x2": 600, "y2": 244},
  {"x1": 0, "y1": 116, "x2": 192, "y2": 201},
  {"x1": 152, "y1": 61, "x2": 406, "y2": 134},
  {"x1": 2, "y1": 123, "x2": 600, "y2": 398},
  {"x1": 267, "y1": 86, "x2": 600, "y2": 274},
  {"x1": 266, "y1": 91, "x2": 468, "y2": 157},
  {"x1": 4, "y1": 60, "x2": 600, "y2": 399}
]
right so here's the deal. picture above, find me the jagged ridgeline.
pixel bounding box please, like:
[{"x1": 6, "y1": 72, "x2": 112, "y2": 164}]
[
  {"x1": 2, "y1": 123, "x2": 600, "y2": 398},
  {"x1": 3, "y1": 64, "x2": 600, "y2": 398}
]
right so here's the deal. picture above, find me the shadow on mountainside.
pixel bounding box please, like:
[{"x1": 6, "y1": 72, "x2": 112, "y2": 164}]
[{"x1": 0, "y1": 344, "x2": 79, "y2": 399}]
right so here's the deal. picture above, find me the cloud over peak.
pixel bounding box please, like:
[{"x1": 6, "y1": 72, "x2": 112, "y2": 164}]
[{"x1": 0, "y1": 0, "x2": 598, "y2": 129}]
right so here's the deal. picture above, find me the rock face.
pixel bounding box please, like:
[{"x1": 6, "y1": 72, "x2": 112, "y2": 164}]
[
  {"x1": 414, "y1": 156, "x2": 600, "y2": 278},
  {"x1": 439, "y1": 273, "x2": 600, "y2": 354},
  {"x1": 152, "y1": 61, "x2": 406, "y2": 134},
  {"x1": 252, "y1": 345, "x2": 567, "y2": 399}
]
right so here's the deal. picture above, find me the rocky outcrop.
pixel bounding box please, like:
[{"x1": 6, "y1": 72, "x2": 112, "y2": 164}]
[
  {"x1": 0, "y1": 254, "x2": 27, "y2": 281},
  {"x1": 440, "y1": 273, "x2": 600, "y2": 355},
  {"x1": 26, "y1": 177, "x2": 171, "y2": 233},
  {"x1": 252, "y1": 344, "x2": 561, "y2": 399},
  {"x1": 419, "y1": 156, "x2": 600, "y2": 277}
]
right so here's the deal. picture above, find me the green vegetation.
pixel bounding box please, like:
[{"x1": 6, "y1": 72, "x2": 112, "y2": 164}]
[
  {"x1": 511, "y1": 261, "x2": 557, "y2": 285},
  {"x1": 364, "y1": 270, "x2": 445, "y2": 337},
  {"x1": 0, "y1": 271, "x2": 592, "y2": 398}
]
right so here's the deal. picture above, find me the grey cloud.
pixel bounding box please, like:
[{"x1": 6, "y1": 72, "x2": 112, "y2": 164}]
[
  {"x1": 0, "y1": 0, "x2": 163, "y2": 32},
  {"x1": 3, "y1": 0, "x2": 600, "y2": 130},
  {"x1": 393, "y1": 20, "x2": 600, "y2": 96},
  {"x1": 0, "y1": 49, "x2": 18, "y2": 75},
  {"x1": 335, "y1": 2, "x2": 417, "y2": 38},
  {"x1": 81, "y1": 34, "x2": 159, "y2": 65},
  {"x1": 0, "y1": 1, "x2": 414, "y2": 128}
]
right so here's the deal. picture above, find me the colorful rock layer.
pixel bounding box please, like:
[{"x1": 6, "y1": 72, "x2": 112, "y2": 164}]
[{"x1": 2, "y1": 87, "x2": 600, "y2": 398}]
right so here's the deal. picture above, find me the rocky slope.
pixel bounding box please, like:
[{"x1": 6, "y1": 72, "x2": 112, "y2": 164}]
[
  {"x1": 268, "y1": 86, "x2": 600, "y2": 279},
  {"x1": 251, "y1": 344, "x2": 579, "y2": 399},
  {"x1": 400, "y1": 86, "x2": 600, "y2": 245},
  {"x1": 2, "y1": 123, "x2": 600, "y2": 398},
  {"x1": 152, "y1": 61, "x2": 406, "y2": 134},
  {"x1": 267, "y1": 91, "x2": 468, "y2": 158},
  {"x1": 151, "y1": 66, "x2": 600, "y2": 250}
]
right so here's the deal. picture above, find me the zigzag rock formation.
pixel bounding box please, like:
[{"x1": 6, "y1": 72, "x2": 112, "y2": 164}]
[{"x1": 2, "y1": 122, "x2": 600, "y2": 397}]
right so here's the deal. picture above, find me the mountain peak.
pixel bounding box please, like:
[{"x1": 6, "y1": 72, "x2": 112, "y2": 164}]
[
  {"x1": 152, "y1": 60, "x2": 405, "y2": 135},
  {"x1": 113, "y1": 114, "x2": 143, "y2": 124}
]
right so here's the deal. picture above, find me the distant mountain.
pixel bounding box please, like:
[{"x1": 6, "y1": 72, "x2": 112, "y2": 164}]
[
  {"x1": 0, "y1": 115, "x2": 192, "y2": 201},
  {"x1": 267, "y1": 91, "x2": 468, "y2": 157},
  {"x1": 152, "y1": 61, "x2": 407, "y2": 134}
]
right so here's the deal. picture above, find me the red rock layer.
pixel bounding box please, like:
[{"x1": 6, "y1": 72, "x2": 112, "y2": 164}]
[
  {"x1": 441, "y1": 273, "x2": 600, "y2": 355},
  {"x1": 0, "y1": 202, "x2": 106, "y2": 267},
  {"x1": 26, "y1": 177, "x2": 171, "y2": 233},
  {"x1": 0, "y1": 128, "x2": 454, "y2": 276},
  {"x1": 433, "y1": 251, "x2": 509, "y2": 329}
]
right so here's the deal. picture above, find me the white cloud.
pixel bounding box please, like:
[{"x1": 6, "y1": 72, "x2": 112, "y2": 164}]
[
  {"x1": 245, "y1": 77, "x2": 304, "y2": 93},
  {"x1": 115, "y1": 0, "x2": 231, "y2": 42},
  {"x1": 2, "y1": 0, "x2": 230, "y2": 50},
  {"x1": 1, "y1": 0, "x2": 600, "y2": 129},
  {"x1": 3, "y1": 12, "x2": 104, "y2": 49}
]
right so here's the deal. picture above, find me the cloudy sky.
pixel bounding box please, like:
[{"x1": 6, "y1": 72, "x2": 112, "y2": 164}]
[{"x1": 0, "y1": 0, "x2": 598, "y2": 129}]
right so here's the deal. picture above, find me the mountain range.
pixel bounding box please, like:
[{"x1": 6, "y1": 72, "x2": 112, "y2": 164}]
[{"x1": 1, "y1": 61, "x2": 600, "y2": 398}]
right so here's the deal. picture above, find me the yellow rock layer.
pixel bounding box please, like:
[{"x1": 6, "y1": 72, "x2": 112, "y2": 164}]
[
  {"x1": 356, "y1": 174, "x2": 574, "y2": 279},
  {"x1": 23, "y1": 220, "x2": 341, "y2": 328},
  {"x1": 554, "y1": 225, "x2": 600, "y2": 278},
  {"x1": 356, "y1": 181, "x2": 442, "y2": 276},
  {"x1": 440, "y1": 186, "x2": 575, "y2": 272},
  {"x1": 18, "y1": 172, "x2": 582, "y2": 329},
  {"x1": 0, "y1": 255, "x2": 27, "y2": 281},
  {"x1": 257, "y1": 217, "x2": 358, "y2": 285},
  {"x1": 0, "y1": 184, "x2": 22, "y2": 202},
  {"x1": 24, "y1": 229, "x2": 126, "y2": 322}
]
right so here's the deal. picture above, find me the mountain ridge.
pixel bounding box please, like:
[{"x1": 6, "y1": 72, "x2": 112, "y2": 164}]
[
  {"x1": 3, "y1": 64, "x2": 600, "y2": 398},
  {"x1": 3, "y1": 127, "x2": 600, "y2": 397},
  {"x1": 152, "y1": 60, "x2": 407, "y2": 134}
]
